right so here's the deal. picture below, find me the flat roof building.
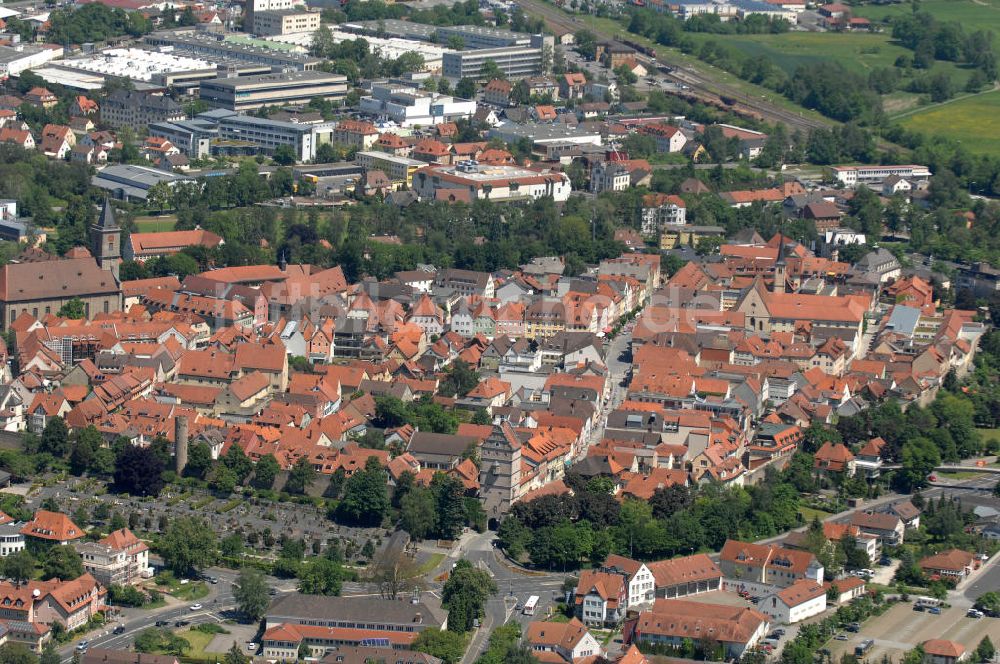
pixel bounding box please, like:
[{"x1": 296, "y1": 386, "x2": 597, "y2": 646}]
[
  {"x1": 145, "y1": 30, "x2": 321, "y2": 71},
  {"x1": 356, "y1": 151, "x2": 426, "y2": 186},
  {"x1": 359, "y1": 82, "x2": 476, "y2": 127},
  {"x1": 342, "y1": 19, "x2": 553, "y2": 50},
  {"x1": 199, "y1": 70, "x2": 348, "y2": 111},
  {"x1": 488, "y1": 123, "x2": 603, "y2": 146},
  {"x1": 91, "y1": 164, "x2": 193, "y2": 202},
  {"x1": 413, "y1": 162, "x2": 572, "y2": 203},
  {"x1": 252, "y1": 9, "x2": 321, "y2": 36},
  {"x1": 442, "y1": 46, "x2": 543, "y2": 80},
  {"x1": 217, "y1": 114, "x2": 336, "y2": 162}
]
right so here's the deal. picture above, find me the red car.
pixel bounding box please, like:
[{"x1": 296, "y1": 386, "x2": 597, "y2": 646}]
[{"x1": 928, "y1": 474, "x2": 938, "y2": 482}]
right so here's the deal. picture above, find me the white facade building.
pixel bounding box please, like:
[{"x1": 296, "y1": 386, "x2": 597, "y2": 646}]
[
  {"x1": 413, "y1": 162, "x2": 571, "y2": 203},
  {"x1": 759, "y1": 580, "x2": 827, "y2": 624},
  {"x1": 359, "y1": 83, "x2": 476, "y2": 128},
  {"x1": 831, "y1": 164, "x2": 931, "y2": 186}
]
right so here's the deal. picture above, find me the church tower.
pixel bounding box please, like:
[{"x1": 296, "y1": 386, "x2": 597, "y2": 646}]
[
  {"x1": 774, "y1": 233, "x2": 787, "y2": 294},
  {"x1": 91, "y1": 198, "x2": 121, "y2": 281}
]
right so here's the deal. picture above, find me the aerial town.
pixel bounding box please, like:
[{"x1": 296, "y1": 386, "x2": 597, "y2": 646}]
[{"x1": 0, "y1": 0, "x2": 997, "y2": 661}]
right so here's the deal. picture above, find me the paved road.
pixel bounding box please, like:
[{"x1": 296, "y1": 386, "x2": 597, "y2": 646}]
[{"x1": 61, "y1": 566, "x2": 245, "y2": 663}]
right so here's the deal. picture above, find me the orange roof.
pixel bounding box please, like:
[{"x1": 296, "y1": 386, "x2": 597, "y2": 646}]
[
  {"x1": 21, "y1": 510, "x2": 84, "y2": 541},
  {"x1": 922, "y1": 640, "x2": 966, "y2": 658}
]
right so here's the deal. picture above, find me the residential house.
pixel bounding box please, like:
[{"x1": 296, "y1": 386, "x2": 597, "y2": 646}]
[
  {"x1": 813, "y1": 442, "x2": 855, "y2": 476},
  {"x1": 626, "y1": 599, "x2": 769, "y2": 659},
  {"x1": 758, "y1": 580, "x2": 826, "y2": 624},
  {"x1": 574, "y1": 569, "x2": 627, "y2": 627},
  {"x1": 922, "y1": 640, "x2": 967, "y2": 664},
  {"x1": 919, "y1": 549, "x2": 976, "y2": 582},
  {"x1": 849, "y1": 511, "x2": 904, "y2": 546},
  {"x1": 526, "y1": 619, "x2": 602, "y2": 664},
  {"x1": 718, "y1": 540, "x2": 823, "y2": 589},
  {"x1": 21, "y1": 511, "x2": 84, "y2": 546}
]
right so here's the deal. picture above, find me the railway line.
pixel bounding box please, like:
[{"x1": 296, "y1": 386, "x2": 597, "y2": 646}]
[{"x1": 518, "y1": 0, "x2": 833, "y2": 134}]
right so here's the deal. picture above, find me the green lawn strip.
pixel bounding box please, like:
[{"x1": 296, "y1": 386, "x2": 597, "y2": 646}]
[
  {"x1": 897, "y1": 89, "x2": 1000, "y2": 155},
  {"x1": 798, "y1": 506, "x2": 834, "y2": 522}
]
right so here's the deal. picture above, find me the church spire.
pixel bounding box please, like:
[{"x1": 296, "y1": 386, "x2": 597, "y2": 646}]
[{"x1": 97, "y1": 197, "x2": 118, "y2": 230}]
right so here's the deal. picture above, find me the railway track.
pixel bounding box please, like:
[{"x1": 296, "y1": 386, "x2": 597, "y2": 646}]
[{"x1": 518, "y1": 0, "x2": 833, "y2": 134}]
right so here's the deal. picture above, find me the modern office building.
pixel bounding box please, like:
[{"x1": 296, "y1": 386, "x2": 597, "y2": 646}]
[
  {"x1": 217, "y1": 114, "x2": 335, "y2": 162},
  {"x1": 252, "y1": 9, "x2": 321, "y2": 36},
  {"x1": 0, "y1": 43, "x2": 64, "y2": 78},
  {"x1": 442, "y1": 46, "x2": 543, "y2": 79},
  {"x1": 412, "y1": 161, "x2": 572, "y2": 203},
  {"x1": 199, "y1": 71, "x2": 348, "y2": 111},
  {"x1": 101, "y1": 90, "x2": 185, "y2": 132},
  {"x1": 148, "y1": 118, "x2": 220, "y2": 159},
  {"x1": 359, "y1": 82, "x2": 476, "y2": 127},
  {"x1": 145, "y1": 30, "x2": 321, "y2": 71},
  {"x1": 356, "y1": 151, "x2": 425, "y2": 186}
]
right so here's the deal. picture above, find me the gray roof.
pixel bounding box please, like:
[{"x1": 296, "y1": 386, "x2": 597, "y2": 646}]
[
  {"x1": 884, "y1": 305, "x2": 921, "y2": 337},
  {"x1": 267, "y1": 594, "x2": 445, "y2": 628},
  {"x1": 407, "y1": 432, "x2": 478, "y2": 456}
]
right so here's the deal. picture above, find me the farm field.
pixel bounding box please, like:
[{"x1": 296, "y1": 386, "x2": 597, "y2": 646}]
[
  {"x1": 855, "y1": 0, "x2": 1000, "y2": 36},
  {"x1": 897, "y1": 89, "x2": 1000, "y2": 154}
]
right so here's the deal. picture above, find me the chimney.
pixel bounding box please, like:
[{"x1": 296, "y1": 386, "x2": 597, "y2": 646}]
[{"x1": 174, "y1": 416, "x2": 189, "y2": 475}]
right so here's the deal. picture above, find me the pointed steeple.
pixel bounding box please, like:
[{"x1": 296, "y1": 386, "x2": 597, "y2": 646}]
[{"x1": 97, "y1": 197, "x2": 118, "y2": 229}]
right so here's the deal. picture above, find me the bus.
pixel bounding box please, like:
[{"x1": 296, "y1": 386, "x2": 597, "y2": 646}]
[
  {"x1": 915, "y1": 597, "x2": 942, "y2": 610},
  {"x1": 523, "y1": 595, "x2": 539, "y2": 616},
  {"x1": 855, "y1": 640, "x2": 874, "y2": 657}
]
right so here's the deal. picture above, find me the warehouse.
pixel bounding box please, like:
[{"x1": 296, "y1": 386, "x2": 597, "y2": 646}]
[
  {"x1": 412, "y1": 161, "x2": 572, "y2": 203},
  {"x1": 199, "y1": 70, "x2": 348, "y2": 111}
]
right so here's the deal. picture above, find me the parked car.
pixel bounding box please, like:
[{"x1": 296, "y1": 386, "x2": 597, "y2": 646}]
[
  {"x1": 846, "y1": 622, "x2": 861, "y2": 632},
  {"x1": 190, "y1": 603, "x2": 203, "y2": 611},
  {"x1": 76, "y1": 642, "x2": 89, "y2": 652},
  {"x1": 155, "y1": 620, "x2": 169, "y2": 627},
  {"x1": 929, "y1": 607, "x2": 942, "y2": 615},
  {"x1": 967, "y1": 609, "x2": 984, "y2": 618},
  {"x1": 175, "y1": 620, "x2": 190, "y2": 627},
  {"x1": 834, "y1": 635, "x2": 848, "y2": 641},
  {"x1": 113, "y1": 625, "x2": 125, "y2": 635}
]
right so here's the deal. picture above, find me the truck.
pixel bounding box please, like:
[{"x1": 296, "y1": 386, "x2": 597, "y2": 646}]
[{"x1": 855, "y1": 640, "x2": 874, "y2": 657}]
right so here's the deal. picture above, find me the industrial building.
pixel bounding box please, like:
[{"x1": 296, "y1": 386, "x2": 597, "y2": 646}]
[
  {"x1": 266, "y1": 29, "x2": 454, "y2": 71},
  {"x1": 0, "y1": 43, "x2": 64, "y2": 78},
  {"x1": 442, "y1": 46, "x2": 543, "y2": 80},
  {"x1": 199, "y1": 70, "x2": 348, "y2": 111},
  {"x1": 252, "y1": 9, "x2": 321, "y2": 36},
  {"x1": 412, "y1": 162, "x2": 572, "y2": 203},
  {"x1": 91, "y1": 164, "x2": 193, "y2": 202},
  {"x1": 342, "y1": 19, "x2": 553, "y2": 50},
  {"x1": 217, "y1": 114, "x2": 335, "y2": 162},
  {"x1": 359, "y1": 82, "x2": 476, "y2": 127},
  {"x1": 488, "y1": 123, "x2": 603, "y2": 146},
  {"x1": 145, "y1": 30, "x2": 321, "y2": 71}
]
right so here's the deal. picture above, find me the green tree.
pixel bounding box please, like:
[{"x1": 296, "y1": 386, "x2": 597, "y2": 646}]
[
  {"x1": 39, "y1": 643, "x2": 58, "y2": 664},
  {"x1": 284, "y1": 457, "x2": 316, "y2": 496},
  {"x1": 221, "y1": 533, "x2": 244, "y2": 559},
  {"x1": 413, "y1": 629, "x2": 467, "y2": 664},
  {"x1": 0, "y1": 643, "x2": 39, "y2": 664},
  {"x1": 57, "y1": 297, "x2": 86, "y2": 320},
  {"x1": 455, "y1": 78, "x2": 477, "y2": 99},
  {"x1": 2, "y1": 550, "x2": 35, "y2": 585},
  {"x1": 400, "y1": 487, "x2": 437, "y2": 541},
  {"x1": 114, "y1": 444, "x2": 166, "y2": 496},
  {"x1": 297, "y1": 557, "x2": 344, "y2": 595},
  {"x1": 185, "y1": 441, "x2": 213, "y2": 480},
  {"x1": 337, "y1": 456, "x2": 390, "y2": 526},
  {"x1": 42, "y1": 545, "x2": 84, "y2": 580},
  {"x1": 234, "y1": 568, "x2": 271, "y2": 621},
  {"x1": 898, "y1": 436, "x2": 941, "y2": 492},
  {"x1": 272, "y1": 145, "x2": 297, "y2": 166},
  {"x1": 222, "y1": 443, "x2": 254, "y2": 483},
  {"x1": 159, "y1": 517, "x2": 217, "y2": 575},
  {"x1": 224, "y1": 643, "x2": 249, "y2": 664},
  {"x1": 40, "y1": 417, "x2": 70, "y2": 457},
  {"x1": 69, "y1": 426, "x2": 102, "y2": 475},
  {"x1": 439, "y1": 360, "x2": 480, "y2": 397},
  {"x1": 252, "y1": 453, "x2": 280, "y2": 490},
  {"x1": 431, "y1": 473, "x2": 467, "y2": 540},
  {"x1": 441, "y1": 559, "x2": 497, "y2": 633},
  {"x1": 975, "y1": 637, "x2": 995, "y2": 663}
]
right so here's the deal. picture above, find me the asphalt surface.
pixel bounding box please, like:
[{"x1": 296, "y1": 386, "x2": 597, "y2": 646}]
[{"x1": 61, "y1": 567, "x2": 243, "y2": 663}]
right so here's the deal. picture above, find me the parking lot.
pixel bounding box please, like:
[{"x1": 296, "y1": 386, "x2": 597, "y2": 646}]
[{"x1": 827, "y1": 602, "x2": 1000, "y2": 661}]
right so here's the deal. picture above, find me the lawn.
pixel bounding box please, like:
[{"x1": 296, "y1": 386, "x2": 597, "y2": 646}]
[
  {"x1": 133, "y1": 215, "x2": 177, "y2": 233},
  {"x1": 412, "y1": 553, "x2": 446, "y2": 578},
  {"x1": 897, "y1": 89, "x2": 1000, "y2": 154},
  {"x1": 855, "y1": 0, "x2": 1000, "y2": 36},
  {"x1": 178, "y1": 628, "x2": 216, "y2": 660},
  {"x1": 799, "y1": 506, "x2": 834, "y2": 522}
]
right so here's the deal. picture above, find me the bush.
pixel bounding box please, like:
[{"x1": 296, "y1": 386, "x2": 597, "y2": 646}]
[
  {"x1": 108, "y1": 584, "x2": 148, "y2": 608},
  {"x1": 194, "y1": 623, "x2": 229, "y2": 635}
]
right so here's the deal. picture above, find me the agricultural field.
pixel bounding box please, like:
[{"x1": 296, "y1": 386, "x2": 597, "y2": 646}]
[
  {"x1": 855, "y1": 0, "x2": 1000, "y2": 37},
  {"x1": 897, "y1": 89, "x2": 1000, "y2": 154}
]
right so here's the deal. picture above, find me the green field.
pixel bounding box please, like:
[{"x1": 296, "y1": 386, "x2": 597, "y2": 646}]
[
  {"x1": 134, "y1": 215, "x2": 177, "y2": 232},
  {"x1": 897, "y1": 89, "x2": 1000, "y2": 154},
  {"x1": 798, "y1": 505, "x2": 834, "y2": 522},
  {"x1": 855, "y1": 0, "x2": 1000, "y2": 36}
]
